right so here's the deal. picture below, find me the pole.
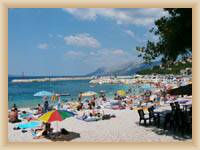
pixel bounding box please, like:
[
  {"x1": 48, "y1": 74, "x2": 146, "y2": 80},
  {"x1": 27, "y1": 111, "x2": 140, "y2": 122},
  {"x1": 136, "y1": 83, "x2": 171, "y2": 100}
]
[{"x1": 57, "y1": 121, "x2": 58, "y2": 132}]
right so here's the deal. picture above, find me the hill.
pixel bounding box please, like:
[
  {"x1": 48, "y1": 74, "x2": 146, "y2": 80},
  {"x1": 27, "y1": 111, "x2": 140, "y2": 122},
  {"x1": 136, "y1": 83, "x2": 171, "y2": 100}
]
[{"x1": 87, "y1": 61, "x2": 160, "y2": 76}]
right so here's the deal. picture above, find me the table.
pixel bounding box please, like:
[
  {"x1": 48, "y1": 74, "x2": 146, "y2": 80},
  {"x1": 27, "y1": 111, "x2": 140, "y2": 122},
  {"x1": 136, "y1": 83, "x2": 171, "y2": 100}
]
[{"x1": 153, "y1": 105, "x2": 172, "y2": 128}]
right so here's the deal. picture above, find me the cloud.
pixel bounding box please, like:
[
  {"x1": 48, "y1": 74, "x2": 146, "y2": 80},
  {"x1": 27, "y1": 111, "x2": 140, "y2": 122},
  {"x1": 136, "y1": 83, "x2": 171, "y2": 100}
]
[
  {"x1": 124, "y1": 30, "x2": 135, "y2": 38},
  {"x1": 38, "y1": 43, "x2": 48, "y2": 49},
  {"x1": 63, "y1": 47, "x2": 142, "y2": 71},
  {"x1": 63, "y1": 8, "x2": 168, "y2": 26},
  {"x1": 64, "y1": 33, "x2": 100, "y2": 48},
  {"x1": 65, "y1": 50, "x2": 83, "y2": 57},
  {"x1": 83, "y1": 48, "x2": 140, "y2": 67},
  {"x1": 112, "y1": 49, "x2": 126, "y2": 56}
]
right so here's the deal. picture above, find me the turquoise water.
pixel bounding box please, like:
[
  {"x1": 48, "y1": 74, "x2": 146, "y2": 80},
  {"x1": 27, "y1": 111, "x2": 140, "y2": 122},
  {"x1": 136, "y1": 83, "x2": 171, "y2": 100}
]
[{"x1": 8, "y1": 77, "x2": 143, "y2": 109}]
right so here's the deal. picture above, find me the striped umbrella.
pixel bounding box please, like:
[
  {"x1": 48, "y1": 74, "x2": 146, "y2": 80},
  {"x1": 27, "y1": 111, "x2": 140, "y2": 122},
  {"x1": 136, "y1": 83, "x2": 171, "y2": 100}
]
[
  {"x1": 38, "y1": 109, "x2": 75, "y2": 123},
  {"x1": 38, "y1": 109, "x2": 75, "y2": 132}
]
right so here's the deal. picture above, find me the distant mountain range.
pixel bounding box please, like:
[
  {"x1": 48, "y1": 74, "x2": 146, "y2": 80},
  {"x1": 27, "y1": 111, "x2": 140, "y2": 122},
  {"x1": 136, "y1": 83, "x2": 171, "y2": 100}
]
[{"x1": 87, "y1": 61, "x2": 160, "y2": 76}]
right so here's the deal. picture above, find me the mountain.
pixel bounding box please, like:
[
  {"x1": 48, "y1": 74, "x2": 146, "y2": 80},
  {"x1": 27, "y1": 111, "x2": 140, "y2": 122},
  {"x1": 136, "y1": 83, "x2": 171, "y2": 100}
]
[{"x1": 87, "y1": 61, "x2": 160, "y2": 76}]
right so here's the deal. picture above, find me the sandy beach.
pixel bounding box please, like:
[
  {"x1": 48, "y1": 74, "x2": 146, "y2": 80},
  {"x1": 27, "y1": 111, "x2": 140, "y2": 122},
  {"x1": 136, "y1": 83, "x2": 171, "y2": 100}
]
[{"x1": 8, "y1": 108, "x2": 192, "y2": 143}]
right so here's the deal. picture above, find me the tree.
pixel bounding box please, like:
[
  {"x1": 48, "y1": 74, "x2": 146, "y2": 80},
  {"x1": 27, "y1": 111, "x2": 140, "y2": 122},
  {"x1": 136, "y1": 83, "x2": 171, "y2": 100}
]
[{"x1": 136, "y1": 8, "x2": 192, "y2": 64}]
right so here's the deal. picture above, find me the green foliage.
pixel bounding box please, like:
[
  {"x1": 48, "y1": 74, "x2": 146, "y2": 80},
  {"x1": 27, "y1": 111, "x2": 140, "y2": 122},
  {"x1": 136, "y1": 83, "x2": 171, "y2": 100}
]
[
  {"x1": 136, "y1": 8, "x2": 192, "y2": 64},
  {"x1": 137, "y1": 61, "x2": 192, "y2": 75}
]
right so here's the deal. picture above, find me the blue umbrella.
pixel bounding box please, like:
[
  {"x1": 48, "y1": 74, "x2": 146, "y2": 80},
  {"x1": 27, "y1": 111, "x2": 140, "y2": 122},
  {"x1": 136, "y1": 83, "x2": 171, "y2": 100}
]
[{"x1": 34, "y1": 91, "x2": 53, "y2": 97}]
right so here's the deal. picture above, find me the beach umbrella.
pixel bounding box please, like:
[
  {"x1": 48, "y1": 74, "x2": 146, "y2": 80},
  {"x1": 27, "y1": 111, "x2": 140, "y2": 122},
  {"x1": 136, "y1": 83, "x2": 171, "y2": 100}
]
[
  {"x1": 38, "y1": 109, "x2": 75, "y2": 123},
  {"x1": 167, "y1": 84, "x2": 192, "y2": 96},
  {"x1": 117, "y1": 90, "x2": 126, "y2": 96},
  {"x1": 81, "y1": 91, "x2": 97, "y2": 97},
  {"x1": 34, "y1": 91, "x2": 53, "y2": 97},
  {"x1": 38, "y1": 109, "x2": 75, "y2": 132}
]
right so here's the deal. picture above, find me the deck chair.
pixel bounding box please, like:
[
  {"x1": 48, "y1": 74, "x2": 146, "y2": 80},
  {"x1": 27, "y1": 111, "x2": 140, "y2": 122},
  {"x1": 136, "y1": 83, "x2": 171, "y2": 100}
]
[
  {"x1": 148, "y1": 107, "x2": 160, "y2": 127},
  {"x1": 137, "y1": 109, "x2": 150, "y2": 126}
]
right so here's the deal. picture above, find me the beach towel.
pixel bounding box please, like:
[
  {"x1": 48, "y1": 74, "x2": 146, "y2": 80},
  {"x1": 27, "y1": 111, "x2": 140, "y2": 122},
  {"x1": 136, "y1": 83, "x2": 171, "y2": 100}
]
[{"x1": 17, "y1": 121, "x2": 41, "y2": 129}]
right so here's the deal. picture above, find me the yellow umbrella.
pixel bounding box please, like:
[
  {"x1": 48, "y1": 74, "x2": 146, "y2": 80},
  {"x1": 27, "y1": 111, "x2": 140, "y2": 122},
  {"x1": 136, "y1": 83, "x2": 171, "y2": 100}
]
[{"x1": 117, "y1": 90, "x2": 126, "y2": 96}]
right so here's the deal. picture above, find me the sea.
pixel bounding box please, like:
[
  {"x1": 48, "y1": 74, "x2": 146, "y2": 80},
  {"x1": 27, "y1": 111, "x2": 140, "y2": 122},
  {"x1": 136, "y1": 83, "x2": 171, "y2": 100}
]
[{"x1": 8, "y1": 76, "x2": 143, "y2": 109}]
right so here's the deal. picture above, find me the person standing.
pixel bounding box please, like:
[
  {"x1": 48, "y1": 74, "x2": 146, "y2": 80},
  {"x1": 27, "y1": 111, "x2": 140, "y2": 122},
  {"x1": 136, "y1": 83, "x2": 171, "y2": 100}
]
[
  {"x1": 57, "y1": 95, "x2": 61, "y2": 110},
  {"x1": 43, "y1": 100, "x2": 49, "y2": 113}
]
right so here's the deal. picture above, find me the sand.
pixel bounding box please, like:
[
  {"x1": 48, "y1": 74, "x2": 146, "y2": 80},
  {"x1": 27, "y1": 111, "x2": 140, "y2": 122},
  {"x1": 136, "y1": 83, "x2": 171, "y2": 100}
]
[{"x1": 8, "y1": 108, "x2": 192, "y2": 142}]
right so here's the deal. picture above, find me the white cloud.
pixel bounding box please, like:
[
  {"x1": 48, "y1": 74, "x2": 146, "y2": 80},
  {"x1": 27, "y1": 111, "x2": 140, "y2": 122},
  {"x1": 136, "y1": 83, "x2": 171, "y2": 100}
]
[
  {"x1": 64, "y1": 33, "x2": 100, "y2": 48},
  {"x1": 38, "y1": 43, "x2": 48, "y2": 49},
  {"x1": 63, "y1": 8, "x2": 168, "y2": 26},
  {"x1": 112, "y1": 49, "x2": 125, "y2": 56},
  {"x1": 63, "y1": 47, "x2": 142, "y2": 70},
  {"x1": 65, "y1": 50, "x2": 83, "y2": 57},
  {"x1": 63, "y1": 8, "x2": 97, "y2": 21},
  {"x1": 124, "y1": 30, "x2": 135, "y2": 38},
  {"x1": 83, "y1": 48, "x2": 140, "y2": 67}
]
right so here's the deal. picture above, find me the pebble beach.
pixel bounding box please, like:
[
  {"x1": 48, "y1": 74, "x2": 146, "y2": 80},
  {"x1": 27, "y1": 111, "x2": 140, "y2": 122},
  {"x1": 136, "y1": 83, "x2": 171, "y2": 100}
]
[{"x1": 8, "y1": 108, "x2": 192, "y2": 143}]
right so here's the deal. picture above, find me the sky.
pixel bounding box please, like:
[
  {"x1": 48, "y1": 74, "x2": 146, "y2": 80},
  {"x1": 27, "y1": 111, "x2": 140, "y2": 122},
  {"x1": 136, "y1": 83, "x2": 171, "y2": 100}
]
[{"x1": 8, "y1": 8, "x2": 168, "y2": 76}]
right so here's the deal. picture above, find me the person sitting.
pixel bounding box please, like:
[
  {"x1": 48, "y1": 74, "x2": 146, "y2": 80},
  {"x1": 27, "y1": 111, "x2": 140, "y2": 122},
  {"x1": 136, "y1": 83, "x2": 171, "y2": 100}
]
[
  {"x1": 77, "y1": 102, "x2": 83, "y2": 111},
  {"x1": 8, "y1": 108, "x2": 21, "y2": 123},
  {"x1": 32, "y1": 122, "x2": 52, "y2": 139},
  {"x1": 90, "y1": 99, "x2": 96, "y2": 108},
  {"x1": 88, "y1": 103, "x2": 93, "y2": 110},
  {"x1": 102, "y1": 96, "x2": 107, "y2": 101},
  {"x1": 32, "y1": 122, "x2": 46, "y2": 139}
]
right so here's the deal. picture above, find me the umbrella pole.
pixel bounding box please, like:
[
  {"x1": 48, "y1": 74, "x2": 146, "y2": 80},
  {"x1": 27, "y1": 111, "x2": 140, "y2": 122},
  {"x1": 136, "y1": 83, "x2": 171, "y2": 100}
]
[{"x1": 57, "y1": 121, "x2": 58, "y2": 132}]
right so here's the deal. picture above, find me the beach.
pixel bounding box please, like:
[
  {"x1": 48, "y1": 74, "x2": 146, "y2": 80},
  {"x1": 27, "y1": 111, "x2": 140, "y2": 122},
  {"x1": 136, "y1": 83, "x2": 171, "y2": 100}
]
[
  {"x1": 8, "y1": 108, "x2": 192, "y2": 142},
  {"x1": 8, "y1": 74, "x2": 192, "y2": 142}
]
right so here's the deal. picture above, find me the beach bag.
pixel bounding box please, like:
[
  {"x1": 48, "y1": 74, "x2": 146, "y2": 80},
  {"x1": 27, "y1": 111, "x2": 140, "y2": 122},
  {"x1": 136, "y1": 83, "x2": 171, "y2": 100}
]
[{"x1": 61, "y1": 128, "x2": 69, "y2": 135}]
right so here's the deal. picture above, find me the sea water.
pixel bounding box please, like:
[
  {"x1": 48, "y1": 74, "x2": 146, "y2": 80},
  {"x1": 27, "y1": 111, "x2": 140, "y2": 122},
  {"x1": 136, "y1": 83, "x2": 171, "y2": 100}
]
[{"x1": 8, "y1": 77, "x2": 143, "y2": 109}]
